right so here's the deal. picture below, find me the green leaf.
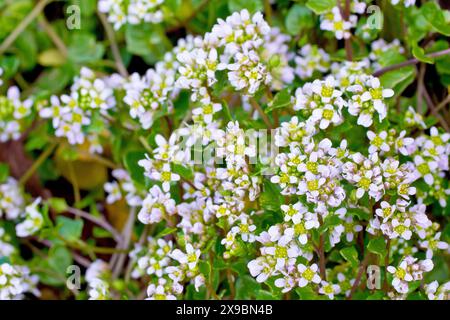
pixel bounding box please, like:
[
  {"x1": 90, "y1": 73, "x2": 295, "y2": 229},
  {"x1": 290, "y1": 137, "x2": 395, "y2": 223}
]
[
  {"x1": 412, "y1": 44, "x2": 434, "y2": 64},
  {"x1": 198, "y1": 261, "x2": 211, "y2": 278},
  {"x1": 367, "y1": 237, "x2": 386, "y2": 258},
  {"x1": 367, "y1": 291, "x2": 385, "y2": 300},
  {"x1": 48, "y1": 197, "x2": 68, "y2": 214},
  {"x1": 125, "y1": 24, "x2": 172, "y2": 64},
  {"x1": 421, "y1": 2, "x2": 450, "y2": 36},
  {"x1": 14, "y1": 29, "x2": 37, "y2": 71},
  {"x1": 266, "y1": 88, "x2": 292, "y2": 113},
  {"x1": 172, "y1": 163, "x2": 194, "y2": 180},
  {"x1": 295, "y1": 286, "x2": 320, "y2": 300},
  {"x1": 68, "y1": 33, "x2": 104, "y2": 63},
  {"x1": 377, "y1": 49, "x2": 406, "y2": 68},
  {"x1": 124, "y1": 150, "x2": 147, "y2": 187},
  {"x1": 319, "y1": 214, "x2": 342, "y2": 232},
  {"x1": 340, "y1": 246, "x2": 359, "y2": 268},
  {"x1": 37, "y1": 245, "x2": 73, "y2": 286},
  {"x1": 156, "y1": 227, "x2": 177, "y2": 238},
  {"x1": 0, "y1": 55, "x2": 19, "y2": 79},
  {"x1": 306, "y1": 0, "x2": 335, "y2": 15},
  {"x1": 228, "y1": 0, "x2": 263, "y2": 14},
  {"x1": 256, "y1": 290, "x2": 277, "y2": 300},
  {"x1": 379, "y1": 66, "x2": 416, "y2": 97},
  {"x1": 259, "y1": 180, "x2": 282, "y2": 212},
  {"x1": 0, "y1": 163, "x2": 9, "y2": 183},
  {"x1": 56, "y1": 216, "x2": 84, "y2": 242},
  {"x1": 235, "y1": 275, "x2": 261, "y2": 299},
  {"x1": 35, "y1": 65, "x2": 74, "y2": 94},
  {"x1": 285, "y1": 5, "x2": 314, "y2": 36},
  {"x1": 221, "y1": 99, "x2": 233, "y2": 122}
]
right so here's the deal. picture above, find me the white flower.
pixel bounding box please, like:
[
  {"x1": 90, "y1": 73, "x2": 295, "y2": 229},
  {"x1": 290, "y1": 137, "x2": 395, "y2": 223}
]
[
  {"x1": 146, "y1": 279, "x2": 177, "y2": 300},
  {"x1": 375, "y1": 201, "x2": 396, "y2": 222},
  {"x1": 247, "y1": 257, "x2": 274, "y2": 283},
  {"x1": 347, "y1": 75, "x2": 394, "y2": 127},
  {"x1": 425, "y1": 281, "x2": 450, "y2": 300},
  {"x1": 104, "y1": 181, "x2": 122, "y2": 204},
  {"x1": 15, "y1": 198, "x2": 44, "y2": 238},
  {"x1": 295, "y1": 44, "x2": 330, "y2": 80},
  {"x1": 85, "y1": 260, "x2": 110, "y2": 284},
  {"x1": 280, "y1": 202, "x2": 307, "y2": 222},
  {"x1": 419, "y1": 232, "x2": 449, "y2": 259},
  {"x1": 320, "y1": 7, "x2": 354, "y2": 40},
  {"x1": 0, "y1": 263, "x2": 39, "y2": 300},
  {"x1": 170, "y1": 243, "x2": 201, "y2": 271},
  {"x1": 231, "y1": 214, "x2": 257, "y2": 243},
  {"x1": 0, "y1": 177, "x2": 24, "y2": 220},
  {"x1": 297, "y1": 263, "x2": 321, "y2": 287},
  {"x1": 367, "y1": 130, "x2": 390, "y2": 154},
  {"x1": 413, "y1": 155, "x2": 437, "y2": 185},
  {"x1": 150, "y1": 163, "x2": 180, "y2": 192},
  {"x1": 318, "y1": 281, "x2": 341, "y2": 299},
  {"x1": 287, "y1": 211, "x2": 319, "y2": 245},
  {"x1": 138, "y1": 185, "x2": 176, "y2": 224}
]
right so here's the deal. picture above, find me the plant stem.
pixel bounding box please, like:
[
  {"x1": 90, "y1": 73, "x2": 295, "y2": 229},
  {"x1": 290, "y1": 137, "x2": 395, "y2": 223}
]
[
  {"x1": 373, "y1": 48, "x2": 450, "y2": 77},
  {"x1": 263, "y1": 0, "x2": 272, "y2": 25},
  {"x1": 38, "y1": 15, "x2": 68, "y2": 57},
  {"x1": 417, "y1": 63, "x2": 426, "y2": 114},
  {"x1": 249, "y1": 97, "x2": 273, "y2": 129},
  {"x1": 421, "y1": 78, "x2": 450, "y2": 131},
  {"x1": 111, "y1": 207, "x2": 136, "y2": 279},
  {"x1": 227, "y1": 269, "x2": 236, "y2": 300},
  {"x1": 66, "y1": 207, "x2": 122, "y2": 243},
  {"x1": 19, "y1": 142, "x2": 57, "y2": 186},
  {"x1": 317, "y1": 215, "x2": 327, "y2": 281},
  {"x1": 0, "y1": 0, "x2": 52, "y2": 55},
  {"x1": 348, "y1": 253, "x2": 370, "y2": 299},
  {"x1": 436, "y1": 95, "x2": 450, "y2": 113},
  {"x1": 383, "y1": 237, "x2": 391, "y2": 292},
  {"x1": 139, "y1": 136, "x2": 153, "y2": 153},
  {"x1": 98, "y1": 12, "x2": 128, "y2": 77}
]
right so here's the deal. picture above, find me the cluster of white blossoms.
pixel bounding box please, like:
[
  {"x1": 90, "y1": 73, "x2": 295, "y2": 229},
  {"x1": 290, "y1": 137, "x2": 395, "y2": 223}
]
[
  {"x1": 104, "y1": 169, "x2": 143, "y2": 207},
  {"x1": 170, "y1": 8, "x2": 294, "y2": 105},
  {"x1": 0, "y1": 177, "x2": 25, "y2": 220},
  {"x1": 15, "y1": 198, "x2": 44, "y2": 238},
  {"x1": 85, "y1": 260, "x2": 111, "y2": 300},
  {"x1": 98, "y1": 0, "x2": 165, "y2": 30},
  {"x1": 295, "y1": 45, "x2": 331, "y2": 80},
  {"x1": 390, "y1": 0, "x2": 416, "y2": 8},
  {"x1": 0, "y1": 227, "x2": 15, "y2": 258},
  {"x1": 128, "y1": 237, "x2": 204, "y2": 299},
  {"x1": 124, "y1": 52, "x2": 179, "y2": 129},
  {"x1": 387, "y1": 256, "x2": 433, "y2": 294},
  {"x1": 425, "y1": 280, "x2": 450, "y2": 300},
  {"x1": 294, "y1": 72, "x2": 393, "y2": 129},
  {"x1": 2, "y1": 5, "x2": 449, "y2": 301},
  {"x1": 38, "y1": 67, "x2": 115, "y2": 150},
  {"x1": 0, "y1": 82, "x2": 33, "y2": 142},
  {"x1": 112, "y1": 9, "x2": 450, "y2": 300},
  {"x1": 0, "y1": 263, "x2": 39, "y2": 300},
  {"x1": 320, "y1": 1, "x2": 367, "y2": 40},
  {"x1": 369, "y1": 39, "x2": 405, "y2": 69}
]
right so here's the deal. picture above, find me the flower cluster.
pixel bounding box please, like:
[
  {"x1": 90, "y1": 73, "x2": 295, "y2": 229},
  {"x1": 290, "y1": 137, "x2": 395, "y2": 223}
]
[
  {"x1": 98, "y1": 0, "x2": 165, "y2": 30},
  {"x1": 0, "y1": 85, "x2": 32, "y2": 142},
  {"x1": 1, "y1": 3, "x2": 449, "y2": 302},
  {"x1": 0, "y1": 263, "x2": 39, "y2": 300},
  {"x1": 38, "y1": 67, "x2": 115, "y2": 149}
]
